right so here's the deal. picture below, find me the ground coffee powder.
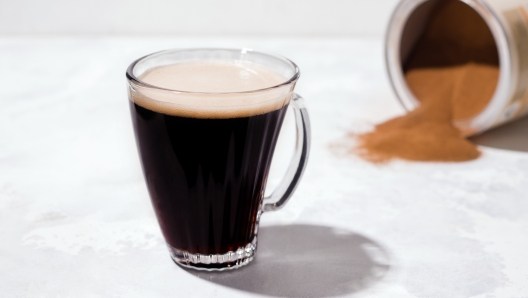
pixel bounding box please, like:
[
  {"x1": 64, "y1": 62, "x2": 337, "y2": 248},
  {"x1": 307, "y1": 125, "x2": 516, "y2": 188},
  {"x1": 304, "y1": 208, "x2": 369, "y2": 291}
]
[{"x1": 357, "y1": 0, "x2": 500, "y2": 163}]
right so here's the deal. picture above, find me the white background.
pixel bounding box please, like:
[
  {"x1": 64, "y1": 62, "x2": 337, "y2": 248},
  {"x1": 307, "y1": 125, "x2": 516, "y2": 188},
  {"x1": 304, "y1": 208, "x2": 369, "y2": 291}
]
[{"x1": 0, "y1": 0, "x2": 399, "y2": 37}]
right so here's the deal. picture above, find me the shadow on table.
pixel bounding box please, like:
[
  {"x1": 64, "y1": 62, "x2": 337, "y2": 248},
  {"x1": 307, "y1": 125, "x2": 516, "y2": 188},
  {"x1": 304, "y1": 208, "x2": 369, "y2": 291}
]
[
  {"x1": 188, "y1": 224, "x2": 391, "y2": 298},
  {"x1": 470, "y1": 116, "x2": 528, "y2": 152}
]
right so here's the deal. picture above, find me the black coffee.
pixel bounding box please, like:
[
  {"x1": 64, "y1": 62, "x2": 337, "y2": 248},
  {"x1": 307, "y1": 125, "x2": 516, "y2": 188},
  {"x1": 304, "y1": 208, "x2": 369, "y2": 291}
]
[{"x1": 130, "y1": 101, "x2": 288, "y2": 255}]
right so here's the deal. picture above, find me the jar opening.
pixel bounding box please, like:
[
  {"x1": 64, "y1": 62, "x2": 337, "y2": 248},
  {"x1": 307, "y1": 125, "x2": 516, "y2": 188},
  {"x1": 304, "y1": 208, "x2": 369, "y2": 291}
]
[{"x1": 399, "y1": 0, "x2": 500, "y2": 122}]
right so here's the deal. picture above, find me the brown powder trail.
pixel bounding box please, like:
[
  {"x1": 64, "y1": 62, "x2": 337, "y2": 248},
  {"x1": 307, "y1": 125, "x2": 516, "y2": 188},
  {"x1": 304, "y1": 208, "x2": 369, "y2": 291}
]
[
  {"x1": 356, "y1": 0, "x2": 499, "y2": 163},
  {"x1": 406, "y1": 64, "x2": 500, "y2": 120},
  {"x1": 357, "y1": 64, "x2": 499, "y2": 163}
]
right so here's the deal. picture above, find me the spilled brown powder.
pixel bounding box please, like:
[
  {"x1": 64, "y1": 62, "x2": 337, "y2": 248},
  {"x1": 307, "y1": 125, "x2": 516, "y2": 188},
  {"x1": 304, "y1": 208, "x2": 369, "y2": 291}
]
[{"x1": 357, "y1": 0, "x2": 500, "y2": 163}]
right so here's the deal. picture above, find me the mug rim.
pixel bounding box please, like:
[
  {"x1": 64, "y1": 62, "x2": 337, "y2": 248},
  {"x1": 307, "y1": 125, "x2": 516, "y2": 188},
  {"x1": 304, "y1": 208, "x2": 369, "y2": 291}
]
[{"x1": 126, "y1": 48, "x2": 300, "y2": 95}]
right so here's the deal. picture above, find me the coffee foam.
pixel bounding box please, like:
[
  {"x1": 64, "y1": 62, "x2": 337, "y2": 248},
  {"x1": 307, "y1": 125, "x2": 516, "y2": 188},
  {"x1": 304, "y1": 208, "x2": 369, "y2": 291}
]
[{"x1": 129, "y1": 61, "x2": 293, "y2": 119}]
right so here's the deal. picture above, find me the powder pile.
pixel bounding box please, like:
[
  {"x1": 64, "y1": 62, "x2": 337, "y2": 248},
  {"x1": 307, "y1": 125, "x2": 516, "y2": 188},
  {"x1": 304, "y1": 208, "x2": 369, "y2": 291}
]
[{"x1": 357, "y1": 0, "x2": 500, "y2": 163}]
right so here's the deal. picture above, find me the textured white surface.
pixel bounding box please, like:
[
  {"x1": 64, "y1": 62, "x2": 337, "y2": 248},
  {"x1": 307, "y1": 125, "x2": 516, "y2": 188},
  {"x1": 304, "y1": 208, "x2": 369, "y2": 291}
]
[{"x1": 1, "y1": 37, "x2": 528, "y2": 298}]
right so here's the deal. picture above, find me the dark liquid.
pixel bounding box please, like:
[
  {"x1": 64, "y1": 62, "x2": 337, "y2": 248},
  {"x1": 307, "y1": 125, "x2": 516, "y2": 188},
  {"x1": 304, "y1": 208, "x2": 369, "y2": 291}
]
[{"x1": 130, "y1": 101, "x2": 288, "y2": 255}]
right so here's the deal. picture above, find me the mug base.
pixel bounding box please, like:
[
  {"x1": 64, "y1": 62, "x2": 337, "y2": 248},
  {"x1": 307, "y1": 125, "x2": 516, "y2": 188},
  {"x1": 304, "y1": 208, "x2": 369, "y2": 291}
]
[{"x1": 167, "y1": 242, "x2": 257, "y2": 271}]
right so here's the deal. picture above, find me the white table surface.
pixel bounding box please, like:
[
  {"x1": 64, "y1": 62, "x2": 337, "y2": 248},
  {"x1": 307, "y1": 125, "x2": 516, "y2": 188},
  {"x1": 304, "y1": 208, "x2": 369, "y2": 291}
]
[{"x1": 1, "y1": 37, "x2": 528, "y2": 298}]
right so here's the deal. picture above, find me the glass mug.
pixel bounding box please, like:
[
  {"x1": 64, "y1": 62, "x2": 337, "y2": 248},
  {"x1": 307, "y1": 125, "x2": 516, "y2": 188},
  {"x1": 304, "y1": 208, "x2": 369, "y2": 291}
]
[{"x1": 126, "y1": 48, "x2": 311, "y2": 271}]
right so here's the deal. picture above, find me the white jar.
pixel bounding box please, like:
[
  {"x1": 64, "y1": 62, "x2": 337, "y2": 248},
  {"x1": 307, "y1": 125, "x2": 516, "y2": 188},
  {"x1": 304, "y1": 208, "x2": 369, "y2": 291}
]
[{"x1": 386, "y1": 0, "x2": 528, "y2": 135}]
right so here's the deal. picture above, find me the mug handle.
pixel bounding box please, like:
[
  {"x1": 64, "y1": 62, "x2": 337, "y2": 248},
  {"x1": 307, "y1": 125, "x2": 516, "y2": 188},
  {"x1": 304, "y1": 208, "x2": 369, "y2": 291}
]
[{"x1": 263, "y1": 93, "x2": 311, "y2": 212}]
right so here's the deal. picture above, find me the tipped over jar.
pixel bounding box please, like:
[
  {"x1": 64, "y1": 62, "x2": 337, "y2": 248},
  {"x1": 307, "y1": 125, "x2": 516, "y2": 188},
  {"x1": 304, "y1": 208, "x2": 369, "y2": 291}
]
[{"x1": 386, "y1": 0, "x2": 528, "y2": 136}]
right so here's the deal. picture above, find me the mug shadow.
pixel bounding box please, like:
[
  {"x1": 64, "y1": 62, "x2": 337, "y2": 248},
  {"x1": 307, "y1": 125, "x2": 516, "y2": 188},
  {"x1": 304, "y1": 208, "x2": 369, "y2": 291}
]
[
  {"x1": 187, "y1": 224, "x2": 391, "y2": 298},
  {"x1": 470, "y1": 116, "x2": 528, "y2": 152}
]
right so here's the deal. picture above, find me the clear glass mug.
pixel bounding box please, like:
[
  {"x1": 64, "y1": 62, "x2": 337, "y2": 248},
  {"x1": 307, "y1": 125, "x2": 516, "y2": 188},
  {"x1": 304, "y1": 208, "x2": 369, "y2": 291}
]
[{"x1": 127, "y1": 48, "x2": 311, "y2": 271}]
